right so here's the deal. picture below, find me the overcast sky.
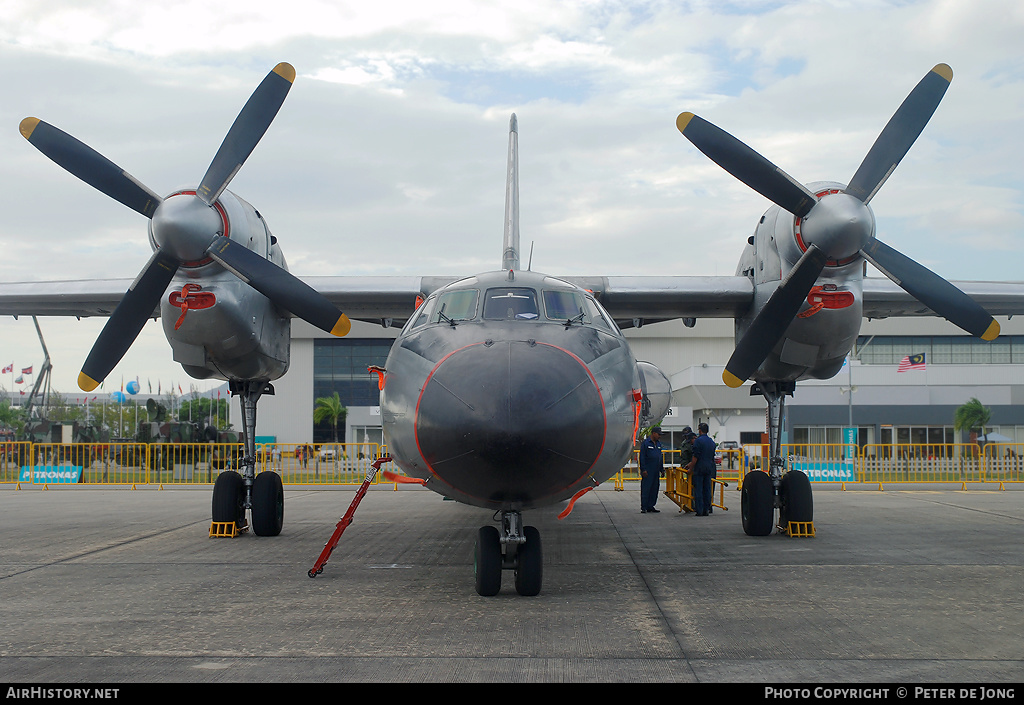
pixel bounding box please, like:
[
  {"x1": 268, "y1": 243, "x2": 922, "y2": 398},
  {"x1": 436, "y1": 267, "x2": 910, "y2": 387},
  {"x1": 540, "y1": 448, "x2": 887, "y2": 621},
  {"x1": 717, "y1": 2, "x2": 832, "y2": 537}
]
[{"x1": 1, "y1": 0, "x2": 1022, "y2": 398}]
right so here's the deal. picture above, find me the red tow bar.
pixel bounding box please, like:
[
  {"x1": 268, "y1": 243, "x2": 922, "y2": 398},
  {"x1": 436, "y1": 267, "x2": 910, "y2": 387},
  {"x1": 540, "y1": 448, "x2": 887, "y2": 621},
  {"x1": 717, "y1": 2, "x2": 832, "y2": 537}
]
[{"x1": 307, "y1": 455, "x2": 393, "y2": 578}]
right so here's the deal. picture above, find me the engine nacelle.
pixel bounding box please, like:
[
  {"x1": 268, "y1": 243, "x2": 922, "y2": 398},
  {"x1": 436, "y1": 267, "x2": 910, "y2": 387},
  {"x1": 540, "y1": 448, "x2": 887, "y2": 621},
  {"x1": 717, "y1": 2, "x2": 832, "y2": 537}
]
[{"x1": 636, "y1": 361, "x2": 671, "y2": 426}]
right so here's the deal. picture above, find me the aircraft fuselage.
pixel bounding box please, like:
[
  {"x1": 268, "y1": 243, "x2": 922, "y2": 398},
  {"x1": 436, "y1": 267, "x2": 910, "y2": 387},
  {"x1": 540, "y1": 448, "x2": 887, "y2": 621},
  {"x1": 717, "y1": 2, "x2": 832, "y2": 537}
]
[{"x1": 381, "y1": 269, "x2": 647, "y2": 511}]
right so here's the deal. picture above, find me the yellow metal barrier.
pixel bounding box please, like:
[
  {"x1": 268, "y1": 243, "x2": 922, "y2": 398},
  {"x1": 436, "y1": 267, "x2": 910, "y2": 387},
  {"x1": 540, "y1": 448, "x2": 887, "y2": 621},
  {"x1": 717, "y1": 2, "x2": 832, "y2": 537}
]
[
  {"x1": 1, "y1": 442, "x2": 31, "y2": 483},
  {"x1": 980, "y1": 443, "x2": 1024, "y2": 486},
  {"x1": 4, "y1": 440, "x2": 1021, "y2": 489},
  {"x1": 663, "y1": 466, "x2": 729, "y2": 513},
  {"x1": 717, "y1": 448, "x2": 746, "y2": 482},
  {"x1": 272, "y1": 443, "x2": 382, "y2": 485},
  {"x1": 731, "y1": 442, "x2": 1018, "y2": 489},
  {"x1": 26, "y1": 442, "x2": 150, "y2": 485},
  {"x1": 779, "y1": 443, "x2": 857, "y2": 486},
  {"x1": 858, "y1": 443, "x2": 983, "y2": 486},
  {"x1": 663, "y1": 465, "x2": 691, "y2": 511},
  {"x1": 8, "y1": 441, "x2": 334, "y2": 486}
]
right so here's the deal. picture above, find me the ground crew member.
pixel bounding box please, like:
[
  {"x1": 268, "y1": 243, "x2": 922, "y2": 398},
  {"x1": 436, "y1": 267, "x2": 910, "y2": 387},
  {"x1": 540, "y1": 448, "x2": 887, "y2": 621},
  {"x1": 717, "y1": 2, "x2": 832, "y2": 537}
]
[
  {"x1": 639, "y1": 427, "x2": 665, "y2": 513},
  {"x1": 686, "y1": 423, "x2": 717, "y2": 516}
]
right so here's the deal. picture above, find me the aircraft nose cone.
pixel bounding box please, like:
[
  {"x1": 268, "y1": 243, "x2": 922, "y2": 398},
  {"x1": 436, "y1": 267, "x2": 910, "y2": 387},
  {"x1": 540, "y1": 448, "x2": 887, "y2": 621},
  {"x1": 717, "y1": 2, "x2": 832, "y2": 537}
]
[{"x1": 415, "y1": 340, "x2": 606, "y2": 506}]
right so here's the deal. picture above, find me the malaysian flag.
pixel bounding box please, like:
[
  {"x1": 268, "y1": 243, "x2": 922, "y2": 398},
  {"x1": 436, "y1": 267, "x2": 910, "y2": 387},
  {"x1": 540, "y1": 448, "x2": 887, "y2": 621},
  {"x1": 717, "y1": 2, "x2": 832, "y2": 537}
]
[{"x1": 897, "y1": 353, "x2": 926, "y2": 372}]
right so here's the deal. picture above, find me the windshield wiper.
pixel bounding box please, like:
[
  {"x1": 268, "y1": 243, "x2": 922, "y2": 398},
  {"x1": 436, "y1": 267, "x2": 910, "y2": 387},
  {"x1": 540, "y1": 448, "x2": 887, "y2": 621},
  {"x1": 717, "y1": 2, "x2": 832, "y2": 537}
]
[
  {"x1": 564, "y1": 311, "x2": 586, "y2": 328},
  {"x1": 437, "y1": 310, "x2": 458, "y2": 328}
]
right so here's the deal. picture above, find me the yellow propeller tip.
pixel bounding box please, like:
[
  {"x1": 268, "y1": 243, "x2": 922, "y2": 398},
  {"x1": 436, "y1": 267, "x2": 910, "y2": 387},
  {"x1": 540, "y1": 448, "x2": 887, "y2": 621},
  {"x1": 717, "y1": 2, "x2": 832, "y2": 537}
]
[
  {"x1": 932, "y1": 63, "x2": 953, "y2": 82},
  {"x1": 982, "y1": 319, "x2": 1000, "y2": 342},
  {"x1": 78, "y1": 372, "x2": 100, "y2": 392},
  {"x1": 274, "y1": 62, "x2": 296, "y2": 83},
  {"x1": 19, "y1": 117, "x2": 40, "y2": 140},
  {"x1": 676, "y1": 112, "x2": 695, "y2": 133},
  {"x1": 722, "y1": 370, "x2": 745, "y2": 388},
  {"x1": 331, "y1": 314, "x2": 351, "y2": 337}
]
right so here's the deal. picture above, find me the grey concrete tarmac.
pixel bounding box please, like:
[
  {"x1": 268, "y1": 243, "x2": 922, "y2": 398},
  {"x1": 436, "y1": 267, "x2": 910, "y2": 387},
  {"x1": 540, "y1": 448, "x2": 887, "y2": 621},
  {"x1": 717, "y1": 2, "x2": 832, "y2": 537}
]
[{"x1": 0, "y1": 483, "x2": 1021, "y2": 683}]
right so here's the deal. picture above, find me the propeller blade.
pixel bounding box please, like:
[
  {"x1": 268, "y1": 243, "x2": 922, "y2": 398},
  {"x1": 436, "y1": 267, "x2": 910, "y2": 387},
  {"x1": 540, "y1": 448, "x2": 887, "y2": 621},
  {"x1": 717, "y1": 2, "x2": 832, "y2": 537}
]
[
  {"x1": 676, "y1": 112, "x2": 818, "y2": 218},
  {"x1": 19, "y1": 118, "x2": 162, "y2": 218},
  {"x1": 196, "y1": 62, "x2": 295, "y2": 206},
  {"x1": 845, "y1": 64, "x2": 953, "y2": 203},
  {"x1": 78, "y1": 252, "x2": 179, "y2": 391},
  {"x1": 206, "y1": 237, "x2": 351, "y2": 337},
  {"x1": 861, "y1": 238, "x2": 999, "y2": 341},
  {"x1": 723, "y1": 245, "x2": 828, "y2": 388}
]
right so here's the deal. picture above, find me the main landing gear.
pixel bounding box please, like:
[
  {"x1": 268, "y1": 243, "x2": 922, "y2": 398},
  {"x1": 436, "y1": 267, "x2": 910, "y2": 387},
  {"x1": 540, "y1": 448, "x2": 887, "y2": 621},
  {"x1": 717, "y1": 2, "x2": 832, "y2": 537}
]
[
  {"x1": 210, "y1": 380, "x2": 283, "y2": 537},
  {"x1": 475, "y1": 510, "x2": 542, "y2": 597},
  {"x1": 741, "y1": 381, "x2": 814, "y2": 536}
]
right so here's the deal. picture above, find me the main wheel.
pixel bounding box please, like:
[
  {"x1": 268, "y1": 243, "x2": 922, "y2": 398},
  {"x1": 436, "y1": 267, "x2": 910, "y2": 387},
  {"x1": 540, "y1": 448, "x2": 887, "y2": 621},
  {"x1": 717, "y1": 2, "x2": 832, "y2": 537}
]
[
  {"x1": 514, "y1": 526, "x2": 542, "y2": 596},
  {"x1": 474, "y1": 526, "x2": 502, "y2": 596},
  {"x1": 779, "y1": 470, "x2": 813, "y2": 528},
  {"x1": 741, "y1": 470, "x2": 774, "y2": 536},
  {"x1": 212, "y1": 470, "x2": 245, "y2": 528},
  {"x1": 251, "y1": 471, "x2": 284, "y2": 536}
]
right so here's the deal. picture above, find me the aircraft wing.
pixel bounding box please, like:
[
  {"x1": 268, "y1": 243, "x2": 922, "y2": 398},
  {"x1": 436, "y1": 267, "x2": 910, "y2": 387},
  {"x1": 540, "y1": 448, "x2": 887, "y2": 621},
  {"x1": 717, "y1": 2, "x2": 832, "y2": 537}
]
[
  {"x1": 3, "y1": 274, "x2": 1023, "y2": 324},
  {"x1": 0, "y1": 279, "x2": 135, "y2": 317},
  {"x1": 305, "y1": 276, "x2": 457, "y2": 322},
  {"x1": 0, "y1": 276, "x2": 456, "y2": 322},
  {"x1": 863, "y1": 278, "x2": 1024, "y2": 319},
  {"x1": 565, "y1": 275, "x2": 753, "y2": 320},
  {"x1": 313, "y1": 274, "x2": 1024, "y2": 322}
]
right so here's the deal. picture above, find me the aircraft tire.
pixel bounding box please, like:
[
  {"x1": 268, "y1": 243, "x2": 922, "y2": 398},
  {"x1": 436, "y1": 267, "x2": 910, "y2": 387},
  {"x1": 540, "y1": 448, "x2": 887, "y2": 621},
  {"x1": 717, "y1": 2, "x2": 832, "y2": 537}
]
[
  {"x1": 212, "y1": 470, "x2": 245, "y2": 528},
  {"x1": 741, "y1": 471, "x2": 774, "y2": 536},
  {"x1": 779, "y1": 470, "x2": 813, "y2": 528},
  {"x1": 474, "y1": 526, "x2": 502, "y2": 597},
  {"x1": 514, "y1": 525, "x2": 542, "y2": 597},
  {"x1": 251, "y1": 471, "x2": 284, "y2": 537}
]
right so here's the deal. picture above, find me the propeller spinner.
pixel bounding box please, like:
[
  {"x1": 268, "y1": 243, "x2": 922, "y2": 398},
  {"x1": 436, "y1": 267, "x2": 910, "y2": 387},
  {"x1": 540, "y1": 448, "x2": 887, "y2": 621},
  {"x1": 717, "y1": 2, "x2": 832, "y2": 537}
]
[
  {"x1": 677, "y1": 63, "x2": 999, "y2": 388},
  {"x1": 20, "y1": 63, "x2": 351, "y2": 392}
]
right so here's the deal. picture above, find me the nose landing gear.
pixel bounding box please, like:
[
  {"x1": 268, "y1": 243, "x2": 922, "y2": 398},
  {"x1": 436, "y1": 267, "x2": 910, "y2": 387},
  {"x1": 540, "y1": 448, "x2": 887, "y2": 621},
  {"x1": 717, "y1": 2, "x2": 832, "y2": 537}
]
[{"x1": 474, "y1": 510, "x2": 543, "y2": 596}]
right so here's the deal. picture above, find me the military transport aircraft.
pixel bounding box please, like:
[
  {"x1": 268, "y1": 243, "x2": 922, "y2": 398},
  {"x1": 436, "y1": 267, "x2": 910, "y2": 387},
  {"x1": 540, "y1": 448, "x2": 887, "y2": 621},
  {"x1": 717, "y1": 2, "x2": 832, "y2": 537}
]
[{"x1": 2, "y1": 62, "x2": 1023, "y2": 596}]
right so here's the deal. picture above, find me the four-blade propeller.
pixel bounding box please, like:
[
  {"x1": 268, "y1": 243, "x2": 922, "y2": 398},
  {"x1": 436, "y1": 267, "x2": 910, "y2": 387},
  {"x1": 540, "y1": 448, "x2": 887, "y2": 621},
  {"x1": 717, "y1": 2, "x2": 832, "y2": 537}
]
[
  {"x1": 20, "y1": 63, "x2": 351, "y2": 392},
  {"x1": 678, "y1": 63, "x2": 999, "y2": 388}
]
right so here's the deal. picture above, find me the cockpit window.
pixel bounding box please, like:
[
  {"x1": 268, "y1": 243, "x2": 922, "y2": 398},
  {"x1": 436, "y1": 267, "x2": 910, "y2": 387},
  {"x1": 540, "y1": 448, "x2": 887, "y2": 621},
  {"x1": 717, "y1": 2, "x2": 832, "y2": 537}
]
[
  {"x1": 483, "y1": 288, "x2": 539, "y2": 320},
  {"x1": 543, "y1": 290, "x2": 589, "y2": 323},
  {"x1": 584, "y1": 296, "x2": 614, "y2": 330},
  {"x1": 431, "y1": 289, "x2": 479, "y2": 324}
]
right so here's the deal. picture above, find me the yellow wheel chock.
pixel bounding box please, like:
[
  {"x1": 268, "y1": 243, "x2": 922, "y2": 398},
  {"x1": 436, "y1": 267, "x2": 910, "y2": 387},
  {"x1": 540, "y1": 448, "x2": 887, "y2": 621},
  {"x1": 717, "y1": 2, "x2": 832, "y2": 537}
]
[
  {"x1": 209, "y1": 521, "x2": 242, "y2": 538},
  {"x1": 785, "y1": 521, "x2": 815, "y2": 538}
]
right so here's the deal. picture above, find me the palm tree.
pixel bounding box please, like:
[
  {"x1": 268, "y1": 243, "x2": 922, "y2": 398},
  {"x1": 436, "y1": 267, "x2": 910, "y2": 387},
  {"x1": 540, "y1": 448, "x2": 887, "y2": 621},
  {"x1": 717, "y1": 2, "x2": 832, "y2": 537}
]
[
  {"x1": 954, "y1": 397, "x2": 991, "y2": 442},
  {"x1": 313, "y1": 392, "x2": 347, "y2": 443}
]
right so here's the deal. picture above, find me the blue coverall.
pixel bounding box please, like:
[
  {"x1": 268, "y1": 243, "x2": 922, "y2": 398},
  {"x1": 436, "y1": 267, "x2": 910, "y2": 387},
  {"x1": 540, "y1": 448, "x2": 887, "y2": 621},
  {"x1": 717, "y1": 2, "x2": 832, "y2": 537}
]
[{"x1": 639, "y1": 436, "x2": 664, "y2": 512}]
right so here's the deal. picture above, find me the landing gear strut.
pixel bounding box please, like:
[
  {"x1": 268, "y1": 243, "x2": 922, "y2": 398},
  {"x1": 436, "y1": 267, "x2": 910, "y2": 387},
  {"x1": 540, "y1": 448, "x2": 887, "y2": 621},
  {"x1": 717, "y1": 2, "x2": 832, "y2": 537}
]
[
  {"x1": 741, "y1": 381, "x2": 814, "y2": 536},
  {"x1": 474, "y1": 510, "x2": 542, "y2": 596},
  {"x1": 210, "y1": 380, "x2": 282, "y2": 536}
]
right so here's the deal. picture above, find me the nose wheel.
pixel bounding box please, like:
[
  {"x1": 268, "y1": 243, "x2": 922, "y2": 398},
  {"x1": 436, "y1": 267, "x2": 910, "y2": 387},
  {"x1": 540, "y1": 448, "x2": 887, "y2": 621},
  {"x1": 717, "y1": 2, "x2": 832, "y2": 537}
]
[{"x1": 474, "y1": 511, "x2": 543, "y2": 596}]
